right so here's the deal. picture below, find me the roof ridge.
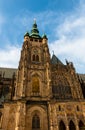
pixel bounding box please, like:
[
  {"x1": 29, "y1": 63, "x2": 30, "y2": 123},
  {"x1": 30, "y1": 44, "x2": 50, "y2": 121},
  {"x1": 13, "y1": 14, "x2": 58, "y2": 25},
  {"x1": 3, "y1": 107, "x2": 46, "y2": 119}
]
[{"x1": 51, "y1": 54, "x2": 63, "y2": 65}]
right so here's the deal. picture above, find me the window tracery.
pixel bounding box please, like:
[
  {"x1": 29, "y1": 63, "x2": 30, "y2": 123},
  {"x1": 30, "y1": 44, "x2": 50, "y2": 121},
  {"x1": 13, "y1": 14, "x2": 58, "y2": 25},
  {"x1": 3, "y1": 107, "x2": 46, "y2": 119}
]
[
  {"x1": 52, "y1": 73, "x2": 72, "y2": 99},
  {"x1": 52, "y1": 85, "x2": 72, "y2": 99},
  {"x1": 32, "y1": 49, "x2": 40, "y2": 62},
  {"x1": 32, "y1": 54, "x2": 39, "y2": 62}
]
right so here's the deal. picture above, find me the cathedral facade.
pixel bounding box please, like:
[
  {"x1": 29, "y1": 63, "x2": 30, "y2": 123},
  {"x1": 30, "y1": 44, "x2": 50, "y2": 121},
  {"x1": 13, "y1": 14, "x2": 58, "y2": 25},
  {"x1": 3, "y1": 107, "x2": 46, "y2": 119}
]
[{"x1": 0, "y1": 21, "x2": 85, "y2": 130}]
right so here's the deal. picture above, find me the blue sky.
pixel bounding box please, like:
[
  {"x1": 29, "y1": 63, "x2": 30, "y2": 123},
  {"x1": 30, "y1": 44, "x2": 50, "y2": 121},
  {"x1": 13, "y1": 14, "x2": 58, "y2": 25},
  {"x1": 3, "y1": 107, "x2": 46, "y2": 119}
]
[{"x1": 0, "y1": 0, "x2": 85, "y2": 73}]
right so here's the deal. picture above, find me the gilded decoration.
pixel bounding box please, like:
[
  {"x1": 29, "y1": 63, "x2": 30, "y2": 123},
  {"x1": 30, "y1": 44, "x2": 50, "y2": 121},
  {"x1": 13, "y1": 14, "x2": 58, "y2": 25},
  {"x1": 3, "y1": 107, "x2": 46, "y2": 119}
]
[{"x1": 32, "y1": 76, "x2": 40, "y2": 93}]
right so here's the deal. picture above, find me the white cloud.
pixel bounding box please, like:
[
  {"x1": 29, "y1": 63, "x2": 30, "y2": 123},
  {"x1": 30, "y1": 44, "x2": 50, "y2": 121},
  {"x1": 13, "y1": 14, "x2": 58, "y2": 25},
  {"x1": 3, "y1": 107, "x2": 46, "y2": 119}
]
[
  {"x1": 49, "y1": 1, "x2": 85, "y2": 73},
  {"x1": 0, "y1": 0, "x2": 85, "y2": 73},
  {"x1": 0, "y1": 45, "x2": 21, "y2": 68}
]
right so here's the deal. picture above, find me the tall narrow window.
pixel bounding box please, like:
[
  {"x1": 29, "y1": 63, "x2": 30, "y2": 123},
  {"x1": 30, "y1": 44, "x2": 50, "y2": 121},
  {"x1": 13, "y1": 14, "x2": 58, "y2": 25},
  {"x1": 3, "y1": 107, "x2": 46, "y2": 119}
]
[
  {"x1": 32, "y1": 52, "x2": 39, "y2": 62},
  {"x1": 69, "y1": 120, "x2": 76, "y2": 130},
  {"x1": 32, "y1": 76, "x2": 40, "y2": 94},
  {"x1": 79, "y1": 120, "x2": 85, "y2": 130},
  {"x1": 32, "y1": 114, "x2": 40, "y2": 129},
  {"x1": 36, "y1": 55, "x2": 39, "y2": 62},
  {"x1": 33, "y1": 55, "x2": 36, "y2": 61}
]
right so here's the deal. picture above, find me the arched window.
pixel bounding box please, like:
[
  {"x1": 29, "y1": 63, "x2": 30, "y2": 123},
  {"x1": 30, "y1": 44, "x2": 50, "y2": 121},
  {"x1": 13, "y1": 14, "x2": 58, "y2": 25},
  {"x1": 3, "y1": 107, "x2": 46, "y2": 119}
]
[
  {"x1": 32, "y1": 114, "x2": 40, "y2": 129},
  {"x1": 69, "y1": 120, "x2": 76, "y2": 130},
  {"x1": 32, "y1": 76, "x2": 40, "y2": 94},
  {"x1": 32, "y1": 53, "x2": 39, "y2": 62},
  {"x1": 59, "y1": 120, "x2": 66, "y2": 130},
  {"x1": 36, "y1": 55, "x2": 39, "y2": 62},
  {"x1": 79, "y1": 120, "x2": 85, "y2": 130},
  {"x1": 33, "y1": 55, "x2": 36, "y2": 61}
]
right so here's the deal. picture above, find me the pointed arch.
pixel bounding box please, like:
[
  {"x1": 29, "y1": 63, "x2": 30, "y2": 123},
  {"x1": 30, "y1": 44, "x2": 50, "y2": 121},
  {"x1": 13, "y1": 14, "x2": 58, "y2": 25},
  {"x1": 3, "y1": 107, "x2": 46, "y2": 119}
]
[
  {"x1": 59, "y1": 120, "x2": 66, "y2": 130},
  {"x1": 32, "y1": 114, "x2": 40, "y2": 129},
  {"x1": 36, "y1": 55, "x2": 39, "y2": 61},
  {"x1": 69, "y1": 120, "x2": 76, "y2": 130},
  {"x1": 33, "y1": 54, "x2": 36, "y2": 61},
  {"x1": 79, "y1": 120, "x2": 85, "y2": 130}
]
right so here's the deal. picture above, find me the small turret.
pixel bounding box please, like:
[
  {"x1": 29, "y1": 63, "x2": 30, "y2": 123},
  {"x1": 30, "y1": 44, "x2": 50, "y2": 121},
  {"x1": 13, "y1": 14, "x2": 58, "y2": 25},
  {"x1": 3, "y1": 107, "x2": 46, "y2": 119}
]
[
  {"x1": 24, "y1": 31, "x2": 29, "y2": 41},
  {"x1": 42, "y1": 33, "x2": 47, "y2": 39},
  {"x1": 42, "y1": 33, "x2": 48, "y2": 44}
]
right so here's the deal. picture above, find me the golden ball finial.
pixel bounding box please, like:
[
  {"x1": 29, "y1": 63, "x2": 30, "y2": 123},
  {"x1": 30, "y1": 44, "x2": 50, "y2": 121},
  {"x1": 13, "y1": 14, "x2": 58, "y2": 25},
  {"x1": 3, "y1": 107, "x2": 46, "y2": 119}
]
[{"x1": 34, "y1": 18, "x2": 36, "y2": 24}]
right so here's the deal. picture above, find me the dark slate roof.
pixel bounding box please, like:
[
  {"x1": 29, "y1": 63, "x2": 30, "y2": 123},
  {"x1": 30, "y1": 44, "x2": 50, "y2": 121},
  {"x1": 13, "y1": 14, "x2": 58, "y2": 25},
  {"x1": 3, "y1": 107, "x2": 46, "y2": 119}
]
[
  {"x1": 51, "y1": 54, "x2": 63, "y2": 65},
  {"x1": 0, "y1": 67, "x2": 17, "y2": 78},
  {"x1": 78, "y1": 74, "x2": 85, "y2": 82}
]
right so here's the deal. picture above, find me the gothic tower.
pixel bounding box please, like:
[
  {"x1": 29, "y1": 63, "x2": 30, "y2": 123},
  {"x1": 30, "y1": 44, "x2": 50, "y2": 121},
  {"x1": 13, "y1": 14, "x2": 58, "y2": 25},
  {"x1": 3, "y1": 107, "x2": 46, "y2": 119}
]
[
  {"x1": 15, "y1": 20, "x2": 51, "y2": 100},
  {"x1": 1, "y1": 21, "x2": 85, "y2": 130},
  {"x1": 14, "y1": 21, "x2": 51, "y2": 130},
  {"x1": 2, "y1": 21, "x2": 51, "y2": 130}
]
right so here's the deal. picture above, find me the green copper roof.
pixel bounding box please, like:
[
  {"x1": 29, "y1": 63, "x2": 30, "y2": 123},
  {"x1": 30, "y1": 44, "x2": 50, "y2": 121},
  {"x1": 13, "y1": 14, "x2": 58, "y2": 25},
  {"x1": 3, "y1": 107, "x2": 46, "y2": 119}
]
[
  {"x1": 30, "y1": 20, "x2": 41, "y2": 38},
  {"x1": 42, "y1": 33, "x2": 48, "y2": 39},
  {"x1": 51, "y1": 54, "x2": 63, "y2": 65},
  {"x1": 24, "y1": 32, "x2": 29, "y2": 37}
]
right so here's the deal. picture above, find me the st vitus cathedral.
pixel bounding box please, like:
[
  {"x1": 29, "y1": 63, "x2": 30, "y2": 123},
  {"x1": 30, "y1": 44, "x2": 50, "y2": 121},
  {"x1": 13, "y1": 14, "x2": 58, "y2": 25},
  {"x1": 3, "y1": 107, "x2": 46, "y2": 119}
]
[{"x1": 0, "y1": 21, "x2": 85, "y2": 130}]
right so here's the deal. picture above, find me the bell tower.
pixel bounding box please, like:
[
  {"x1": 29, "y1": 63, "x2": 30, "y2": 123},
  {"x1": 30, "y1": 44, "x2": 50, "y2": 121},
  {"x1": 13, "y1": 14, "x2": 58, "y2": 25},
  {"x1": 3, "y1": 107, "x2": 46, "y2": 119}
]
[
  {"x1": 14, "y1": 21, "x2": 51, "y2": 100},
  {"x1": 2, "y1": 21, "x2": 85, "y2": 130}
]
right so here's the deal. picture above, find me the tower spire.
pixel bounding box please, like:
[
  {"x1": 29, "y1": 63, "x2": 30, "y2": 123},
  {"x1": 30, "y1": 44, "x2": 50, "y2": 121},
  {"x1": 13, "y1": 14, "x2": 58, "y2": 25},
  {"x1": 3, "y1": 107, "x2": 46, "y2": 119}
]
[{"x1": 30, "y1": 20, "x2": 41, "y2": 38}]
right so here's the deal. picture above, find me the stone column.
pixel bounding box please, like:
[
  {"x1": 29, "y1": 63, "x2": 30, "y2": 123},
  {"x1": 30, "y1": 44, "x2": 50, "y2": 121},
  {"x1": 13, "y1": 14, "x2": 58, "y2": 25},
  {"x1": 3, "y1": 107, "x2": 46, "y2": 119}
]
[
  {"x1": 50, "y1": 126, "x2": 53, "y2": 130},
  {"x1": 74, "y1": 112, "x2": 79, "y2": 130},
  {"x1": 56, "y1": 125, "x2": 59, "y2": 130},
  {"x1": 76, "y1": 125, "x2": 79, "y2": 130},
  {"x1": 15, "y1": 101, "x2": 26, "y2": 130},
  {"x1": 66, "y1": 125, "x2": 69, "y2": 130},
  {"x1": 19, "y1": 101, "x2": 26, "y2": 130},
  {"x1": 15, "y1": 103, "x2": 21, "y2": 130},
  {"x1": 48, "y1": 103, "x2": 53, "y2": 130},
  {"x1": 46, "y1": 62, "x2": 50, "y2": 91}
]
